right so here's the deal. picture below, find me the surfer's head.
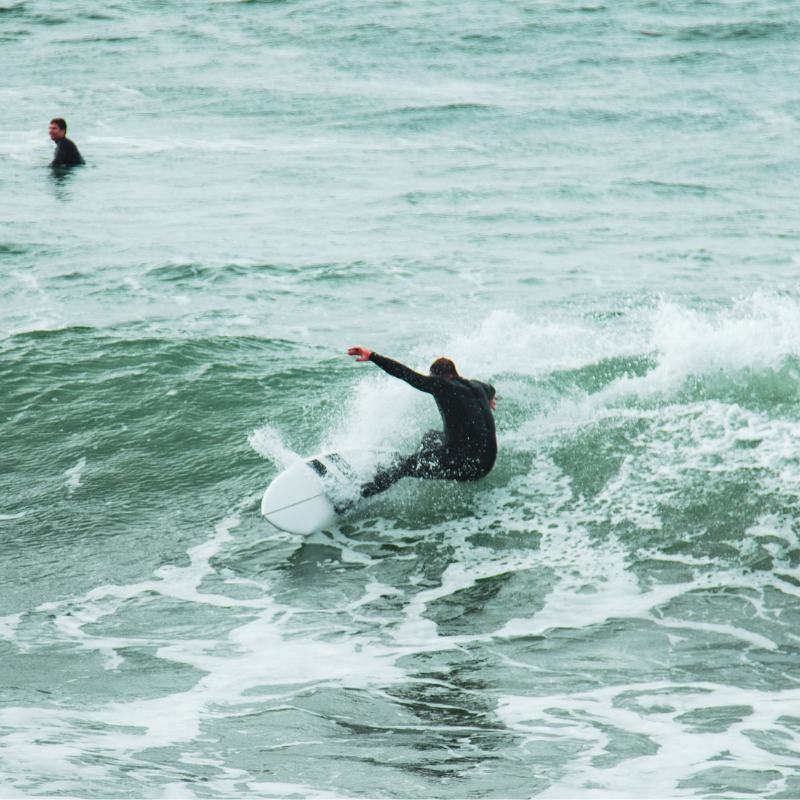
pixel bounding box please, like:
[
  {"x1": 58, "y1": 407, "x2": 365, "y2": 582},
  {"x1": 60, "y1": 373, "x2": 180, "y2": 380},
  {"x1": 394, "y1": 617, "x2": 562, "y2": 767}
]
[
  {"x1": 49, "y1": 118, "x2": 67, "y2": 140},
  {"x1": 429, "y1": 357, "x2": 458, "y2": 379}
]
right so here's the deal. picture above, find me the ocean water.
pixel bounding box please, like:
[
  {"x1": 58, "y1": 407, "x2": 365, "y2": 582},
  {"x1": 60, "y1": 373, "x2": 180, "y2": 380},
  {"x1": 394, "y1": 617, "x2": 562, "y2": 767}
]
[{"x1": 3, "y1": 0, "x2": 800, "y2": 797}]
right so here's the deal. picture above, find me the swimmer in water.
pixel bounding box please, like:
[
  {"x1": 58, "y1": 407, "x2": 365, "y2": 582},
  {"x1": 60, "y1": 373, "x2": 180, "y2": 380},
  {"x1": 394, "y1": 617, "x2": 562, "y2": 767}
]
[
  {"x1": 347, "y1": 347, "x2": 498, "y2": 497},
  {"x1": 49, "y1": 118, "x2": 85, "y2": 167}
]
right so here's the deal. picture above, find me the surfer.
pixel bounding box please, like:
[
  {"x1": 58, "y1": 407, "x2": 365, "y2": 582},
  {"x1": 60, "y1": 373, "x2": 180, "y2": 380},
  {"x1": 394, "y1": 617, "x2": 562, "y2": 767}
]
[
  {"x1": 49, "y1": 119, "x2": 85, "y2": 167},
  {"x1": 347, "y1": 347, "x2": 497, "y2": 497}
]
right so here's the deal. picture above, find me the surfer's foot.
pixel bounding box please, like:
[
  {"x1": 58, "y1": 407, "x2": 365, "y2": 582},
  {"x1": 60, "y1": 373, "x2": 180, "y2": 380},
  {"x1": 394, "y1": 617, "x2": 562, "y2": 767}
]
[{"x1": 333, "y1": 499, "x2": 355, "y2": 515}]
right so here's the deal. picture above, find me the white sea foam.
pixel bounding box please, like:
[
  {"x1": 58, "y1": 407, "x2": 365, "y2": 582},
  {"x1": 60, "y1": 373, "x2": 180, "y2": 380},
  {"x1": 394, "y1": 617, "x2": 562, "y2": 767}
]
[
  {"x1": 64, "y1": 457, "x2": 86, "y2": 494},
  {"x1": 607, "y1": 292, "x2": 800, "y2": 401},
  {"x1": 498, "y1": 683, "x2": 800, "y2": 799},
  {"x1": 0, "y1": 503, "x2": 418, "y2": 792},
  {"x1": 324, "y1": 370, "x2": 433, "y2": 453},
  {"x1": 392, "y1": 293, "x2": 800, "y2": 424},
  {"x1": 248, "y1": 425, "x2": 301, "y2": 470},
  {"x1": 329, "y1": 294, "x2": 796, "y2": 463},
  {"x1": 0, "y1": 614, "x2": 22, "y2": 641}
]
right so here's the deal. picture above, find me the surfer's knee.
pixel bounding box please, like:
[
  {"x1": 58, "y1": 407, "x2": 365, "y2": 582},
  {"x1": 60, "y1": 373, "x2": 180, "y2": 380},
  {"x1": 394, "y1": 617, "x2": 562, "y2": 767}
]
[{"x1": 419, "y1": 430, "x2": 445, "y2": 451}]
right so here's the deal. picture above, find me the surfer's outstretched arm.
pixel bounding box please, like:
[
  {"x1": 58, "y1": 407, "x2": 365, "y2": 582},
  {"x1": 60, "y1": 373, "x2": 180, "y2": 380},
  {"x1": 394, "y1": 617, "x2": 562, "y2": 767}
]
[{"x1": 348, "y1": 348, "x2": 439, "y2": 394}]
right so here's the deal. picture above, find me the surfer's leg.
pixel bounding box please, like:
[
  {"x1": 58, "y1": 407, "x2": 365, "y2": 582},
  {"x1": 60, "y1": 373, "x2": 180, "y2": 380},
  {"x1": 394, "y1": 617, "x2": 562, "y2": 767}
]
[
  {"x1": 418, "y1": 430, "x2": 446, "y2": 451},
  {"x1": 409, "y1": 447, "x2": 488, "y2": 482},
  {"x1": 360, "y1": 447, "x2": 454, "y2": 498},
  {"x1": 360, "y1": 435, "x2": 446, "y2": 499},
  {"x1": 360, "y1": 446, "x2": 482, "y2": 499},
  {"x1": 360, "y1": 453, "x2": 416, "y2": 498}
]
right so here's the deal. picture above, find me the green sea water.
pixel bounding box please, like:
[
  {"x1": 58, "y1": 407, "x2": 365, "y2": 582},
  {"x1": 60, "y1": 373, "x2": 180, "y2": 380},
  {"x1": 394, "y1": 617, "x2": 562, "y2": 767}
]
[{"x1": 2, "y1": 0, "x2": 800, "y2": 797}]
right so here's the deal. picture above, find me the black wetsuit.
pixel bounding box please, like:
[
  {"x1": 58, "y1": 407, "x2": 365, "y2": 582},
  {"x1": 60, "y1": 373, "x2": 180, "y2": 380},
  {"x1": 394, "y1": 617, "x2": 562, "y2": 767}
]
[
  {"x1": 51, "y1": 137, "x2": 85, "y2": 167},
  {"x1": 361, "y1": 353, "x2": 497, "y2": 498}
]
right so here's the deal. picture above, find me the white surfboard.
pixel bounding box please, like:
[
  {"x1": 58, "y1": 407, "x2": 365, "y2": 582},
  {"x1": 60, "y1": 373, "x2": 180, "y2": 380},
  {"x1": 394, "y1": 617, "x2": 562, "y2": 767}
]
[{"x1": 261, "y1": 448, "x2": 401, "y2": 535}]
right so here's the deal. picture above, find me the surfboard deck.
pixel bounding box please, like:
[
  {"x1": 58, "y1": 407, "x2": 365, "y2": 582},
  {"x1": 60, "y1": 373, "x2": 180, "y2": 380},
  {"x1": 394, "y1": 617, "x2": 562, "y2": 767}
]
[{"x1": 261, "y1": 448, "x2": 401, "y2": 535}]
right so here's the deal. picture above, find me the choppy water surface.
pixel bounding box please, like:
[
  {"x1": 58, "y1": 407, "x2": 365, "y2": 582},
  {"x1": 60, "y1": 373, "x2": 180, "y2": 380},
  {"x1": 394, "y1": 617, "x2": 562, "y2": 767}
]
[{"x1": 3, "y1": 0, "x2": 800, "y2": 797}]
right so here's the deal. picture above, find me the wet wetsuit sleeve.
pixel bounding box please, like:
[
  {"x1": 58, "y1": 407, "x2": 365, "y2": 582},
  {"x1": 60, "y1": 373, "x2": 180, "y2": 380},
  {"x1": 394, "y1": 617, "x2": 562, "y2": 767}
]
[{"x1": 368, "y1": 352, "x2": 440, "y2": 394}]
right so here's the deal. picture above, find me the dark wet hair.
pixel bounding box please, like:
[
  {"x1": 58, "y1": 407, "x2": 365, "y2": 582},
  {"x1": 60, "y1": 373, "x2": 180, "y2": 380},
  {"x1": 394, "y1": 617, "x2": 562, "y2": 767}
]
[
  {"x1": 429, "y1": 357, "x2": 458, "y2": 378},
  {"x1": 50, "y1": 118, "x2": 67, "y2": 132}
]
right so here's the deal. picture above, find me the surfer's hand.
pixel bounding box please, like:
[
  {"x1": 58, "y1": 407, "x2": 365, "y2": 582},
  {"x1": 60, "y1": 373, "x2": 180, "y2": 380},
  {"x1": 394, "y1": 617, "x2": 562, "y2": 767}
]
[
  {"x1": 490, "y1": 396, "x2": 497, "y2": 410},
  {"x1": 348, "y1": 346, "x2": 372, "y2": 362}
]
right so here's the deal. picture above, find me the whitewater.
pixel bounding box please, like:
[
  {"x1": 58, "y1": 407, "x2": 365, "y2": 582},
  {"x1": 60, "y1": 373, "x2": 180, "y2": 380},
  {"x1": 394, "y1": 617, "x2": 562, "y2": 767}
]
[{"x1": 2, "y1": 0, "x2": 800, "y2": 797}]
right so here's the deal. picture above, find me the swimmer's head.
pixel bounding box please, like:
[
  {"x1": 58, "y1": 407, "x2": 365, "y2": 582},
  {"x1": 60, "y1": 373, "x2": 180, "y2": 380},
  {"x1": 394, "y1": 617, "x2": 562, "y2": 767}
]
[
  {"x1": 49, "y1": 118, "x2": 67, "y2": 140},
  {"x1": 429, "y1": 357, "x2": 458, "y2": 379}
]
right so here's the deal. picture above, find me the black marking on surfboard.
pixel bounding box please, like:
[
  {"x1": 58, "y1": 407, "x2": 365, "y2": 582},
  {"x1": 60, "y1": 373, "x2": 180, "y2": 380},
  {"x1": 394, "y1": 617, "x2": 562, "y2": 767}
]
[
  {"x1": 314, "y1": 454, "x2": 362, "y2": 516},
  {"x1": 307, "y1": 457, "x2": 349, "y2": 516},
  {"x1": 308, "y1": 459, "x2": 327, "y2": 477},
  {"x1": 327, "y1": 453, "x2": 358, "y2": 482}
]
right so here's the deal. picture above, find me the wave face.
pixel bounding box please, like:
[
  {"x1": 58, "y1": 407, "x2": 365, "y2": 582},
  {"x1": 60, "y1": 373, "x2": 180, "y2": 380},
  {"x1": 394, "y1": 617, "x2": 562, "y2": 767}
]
[
  {"x1": 4, "y1": 0, "x2": 800, "y2": 796},
  {"x1": 3, "y1": 296, "x2": 800, "y2": 798}
]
